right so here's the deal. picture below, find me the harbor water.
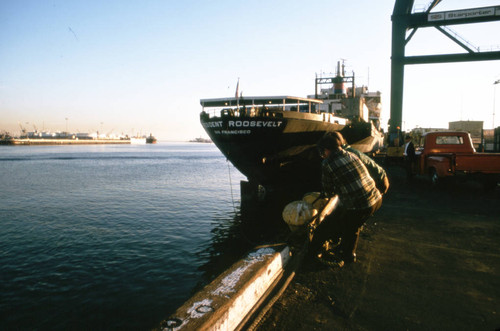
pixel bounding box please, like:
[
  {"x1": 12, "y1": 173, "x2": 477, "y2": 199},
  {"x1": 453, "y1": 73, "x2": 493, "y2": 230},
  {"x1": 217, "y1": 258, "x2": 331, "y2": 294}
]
[{"x1": 0, "y1": 142, "x2": 268, "y2": 330}]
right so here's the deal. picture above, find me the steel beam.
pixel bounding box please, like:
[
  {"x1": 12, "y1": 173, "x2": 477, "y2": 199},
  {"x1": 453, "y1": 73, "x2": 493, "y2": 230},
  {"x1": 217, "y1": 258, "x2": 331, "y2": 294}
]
[
  {"x1": 389, "y1": 0, "x2": 413, "y2": 143},
  {"x1": 403, "y1": 51, "x2": 500, "y2": 65}
]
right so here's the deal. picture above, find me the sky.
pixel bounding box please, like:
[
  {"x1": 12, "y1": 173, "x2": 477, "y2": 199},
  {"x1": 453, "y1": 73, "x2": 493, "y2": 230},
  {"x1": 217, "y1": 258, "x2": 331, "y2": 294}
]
[{"x1": 1, "y1": 0, "x2": 500, "y2": 141}]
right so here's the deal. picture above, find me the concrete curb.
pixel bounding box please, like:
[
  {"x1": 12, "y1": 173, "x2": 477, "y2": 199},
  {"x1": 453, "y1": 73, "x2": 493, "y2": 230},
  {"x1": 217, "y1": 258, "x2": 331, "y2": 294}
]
[{"x1": 161, "y1": 245, "x2": 291, "y2": 330}]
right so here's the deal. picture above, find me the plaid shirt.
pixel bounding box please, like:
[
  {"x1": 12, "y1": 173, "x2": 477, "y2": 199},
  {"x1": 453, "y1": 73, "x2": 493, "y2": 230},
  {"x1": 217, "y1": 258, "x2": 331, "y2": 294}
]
[
  {"x1": 344, "y1": 144, "x2": 388, "y2": 193},
  {"x1": 322, "y1": 149, "x2": 382, "y2": 210}
]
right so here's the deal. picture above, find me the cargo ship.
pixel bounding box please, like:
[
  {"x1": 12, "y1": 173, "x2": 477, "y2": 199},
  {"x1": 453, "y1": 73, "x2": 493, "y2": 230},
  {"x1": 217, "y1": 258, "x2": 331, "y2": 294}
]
[
  {"x1": 146, "y1": 134, "x2": 157, "y2": 144},
  {"x1": 199, "y1": 62, "x2": 384, "y2": 198}
]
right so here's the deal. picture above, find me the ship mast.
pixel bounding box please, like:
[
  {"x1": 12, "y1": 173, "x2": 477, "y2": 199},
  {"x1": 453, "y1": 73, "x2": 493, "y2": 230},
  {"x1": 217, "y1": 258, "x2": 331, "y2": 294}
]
[{"x1": 314, "y1": 60, "x2": 355, "y2": 100}]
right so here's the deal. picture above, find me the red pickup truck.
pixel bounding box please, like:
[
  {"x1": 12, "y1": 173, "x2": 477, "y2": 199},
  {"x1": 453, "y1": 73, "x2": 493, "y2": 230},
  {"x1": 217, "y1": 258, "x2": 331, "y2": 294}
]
[{"x1": 414, "y1": 131, "x2": 500, "y2": 188}]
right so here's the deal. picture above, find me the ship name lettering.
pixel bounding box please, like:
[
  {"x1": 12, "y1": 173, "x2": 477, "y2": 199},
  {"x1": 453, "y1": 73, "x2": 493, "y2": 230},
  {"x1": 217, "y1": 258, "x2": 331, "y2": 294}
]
[
  {"x1": 203, "y1": 121, "x2": 223, "y2": 128},
  {"x1": 228, "y1": 120, "x2": 283, "y2": 128}
]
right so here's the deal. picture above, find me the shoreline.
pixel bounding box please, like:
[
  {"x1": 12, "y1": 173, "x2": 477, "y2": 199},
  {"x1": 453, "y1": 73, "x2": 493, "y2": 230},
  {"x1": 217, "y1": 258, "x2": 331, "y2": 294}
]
[{"x1": 1, "y1": 138, "x2": 135, "y2": 145}]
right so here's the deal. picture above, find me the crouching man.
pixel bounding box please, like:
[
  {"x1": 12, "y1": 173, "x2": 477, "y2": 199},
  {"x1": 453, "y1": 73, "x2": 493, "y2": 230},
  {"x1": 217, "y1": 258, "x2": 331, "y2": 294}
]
[{"x1": 312, "y1": 133, "x2": 383, "y2": 268}]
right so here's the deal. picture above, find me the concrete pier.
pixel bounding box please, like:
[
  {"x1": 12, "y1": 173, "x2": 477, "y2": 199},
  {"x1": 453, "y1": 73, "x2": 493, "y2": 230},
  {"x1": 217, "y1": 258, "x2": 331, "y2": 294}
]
[{"x1": 161, "y1": 245, "x2": 292, "y2": 330}]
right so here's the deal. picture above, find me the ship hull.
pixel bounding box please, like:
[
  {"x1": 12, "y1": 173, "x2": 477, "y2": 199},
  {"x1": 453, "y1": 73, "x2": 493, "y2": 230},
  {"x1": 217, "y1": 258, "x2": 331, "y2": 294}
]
[{"x1": 200, "y1": 112, "x2": 344, "y2": 193}]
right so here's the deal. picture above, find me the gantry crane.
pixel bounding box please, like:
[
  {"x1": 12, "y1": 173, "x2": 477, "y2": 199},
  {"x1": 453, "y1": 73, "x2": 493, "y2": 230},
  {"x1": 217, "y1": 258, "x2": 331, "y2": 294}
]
[{"x1": 389, "y1": 0, "x2": 500, "y2": 145}]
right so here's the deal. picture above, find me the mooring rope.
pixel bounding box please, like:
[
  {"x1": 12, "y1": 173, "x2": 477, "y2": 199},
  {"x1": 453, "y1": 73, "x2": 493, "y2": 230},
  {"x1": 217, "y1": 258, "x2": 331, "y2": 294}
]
[{"x1": 227, "y1": 160, "x2": 237, "y2": 214}]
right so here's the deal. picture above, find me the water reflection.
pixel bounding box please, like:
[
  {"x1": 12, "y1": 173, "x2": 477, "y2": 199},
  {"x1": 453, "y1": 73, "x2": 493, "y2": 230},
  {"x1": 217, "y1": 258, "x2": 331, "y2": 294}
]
[{"x1": 193, "y1": 200, "x2": 290, "y2": 293}]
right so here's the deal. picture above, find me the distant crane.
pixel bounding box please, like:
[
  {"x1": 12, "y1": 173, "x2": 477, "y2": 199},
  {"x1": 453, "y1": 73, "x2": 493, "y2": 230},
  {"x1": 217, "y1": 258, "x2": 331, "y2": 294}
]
[{"x1": 18, "y1": 122, "x2": 27, "y2": 137}]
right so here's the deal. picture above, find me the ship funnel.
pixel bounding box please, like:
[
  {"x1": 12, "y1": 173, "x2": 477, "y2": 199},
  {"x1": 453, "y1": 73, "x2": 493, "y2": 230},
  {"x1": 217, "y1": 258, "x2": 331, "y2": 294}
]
[{"x1": 334, "y1": 61, "x2": 346, "y2": 95}]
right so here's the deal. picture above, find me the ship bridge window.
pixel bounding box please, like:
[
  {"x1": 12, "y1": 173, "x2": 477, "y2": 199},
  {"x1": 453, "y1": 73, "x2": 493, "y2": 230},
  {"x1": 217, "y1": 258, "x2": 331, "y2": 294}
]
[
  {"x1": 299, "y1": 105, "x2": 310, "y2": 113},
  {"x1": 221, "y1": 108, "x2": 235, "y2": 117}
]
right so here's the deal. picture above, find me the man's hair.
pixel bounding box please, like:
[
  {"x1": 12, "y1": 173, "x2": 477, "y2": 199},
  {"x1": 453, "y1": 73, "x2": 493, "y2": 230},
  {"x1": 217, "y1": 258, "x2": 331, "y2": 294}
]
[
  {"x1": 331, "y1": 131, "x2": 347, "y2": 146},
  {"x1": 317, "y1": 132, "x2": 342, "y2": 151}
]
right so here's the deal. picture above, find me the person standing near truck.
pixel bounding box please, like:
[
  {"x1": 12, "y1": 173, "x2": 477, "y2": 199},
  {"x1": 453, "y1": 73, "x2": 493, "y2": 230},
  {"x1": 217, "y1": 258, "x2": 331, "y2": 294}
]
[
  {"x1": 313, "y1": 133, "x2": 383, "y2": 268},
  {"x1": 403, "y1": 135, "x2": 416, "y2": 180}
]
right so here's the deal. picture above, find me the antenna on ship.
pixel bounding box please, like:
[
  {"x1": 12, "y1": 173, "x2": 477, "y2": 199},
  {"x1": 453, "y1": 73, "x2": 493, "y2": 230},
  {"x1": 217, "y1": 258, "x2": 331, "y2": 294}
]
[
  {"x1": 338, "y1": 59, "x2": 343, "y2": 77},
  {"x1": 235, "y1": 78, "x2": 240, "y2": 110}
]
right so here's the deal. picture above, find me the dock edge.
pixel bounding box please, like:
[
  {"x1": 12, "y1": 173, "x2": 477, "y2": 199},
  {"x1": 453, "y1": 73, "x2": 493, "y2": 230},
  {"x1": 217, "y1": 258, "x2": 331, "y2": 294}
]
[{"x1": 160, "y1": 245, "x2": 291, "y2": 330}]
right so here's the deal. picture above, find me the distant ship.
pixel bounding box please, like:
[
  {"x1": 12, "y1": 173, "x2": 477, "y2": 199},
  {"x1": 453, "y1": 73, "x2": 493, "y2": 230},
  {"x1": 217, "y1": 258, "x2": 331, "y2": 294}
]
[
  {"x1": 146, "y1": 134, "x2": 157, "y2": 144},
  {"x1": 189, "y1": 137, "x2": 212, "y2": 143},
  {"x1": 199, "y1": 62, "x2": 384, "y2": 197}
]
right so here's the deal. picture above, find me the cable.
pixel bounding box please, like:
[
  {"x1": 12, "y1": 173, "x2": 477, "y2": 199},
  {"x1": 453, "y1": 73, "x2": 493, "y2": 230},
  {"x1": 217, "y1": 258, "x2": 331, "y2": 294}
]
[{"x1": 227, "y1": 160, "x2": 238, "y2": 214}]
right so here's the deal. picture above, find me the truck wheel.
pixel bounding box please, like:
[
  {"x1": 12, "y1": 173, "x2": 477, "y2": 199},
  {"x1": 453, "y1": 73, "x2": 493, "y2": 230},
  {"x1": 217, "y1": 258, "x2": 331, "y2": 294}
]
[{"x1": 430, "y1": 168, "x2": 439, "y2": 186}]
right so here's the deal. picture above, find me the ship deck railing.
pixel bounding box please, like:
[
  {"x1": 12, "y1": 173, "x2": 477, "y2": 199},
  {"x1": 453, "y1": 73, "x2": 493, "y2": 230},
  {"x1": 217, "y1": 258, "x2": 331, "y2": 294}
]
[{"x1": 200, "y1": 96, "x2": 330, "y2": 119}]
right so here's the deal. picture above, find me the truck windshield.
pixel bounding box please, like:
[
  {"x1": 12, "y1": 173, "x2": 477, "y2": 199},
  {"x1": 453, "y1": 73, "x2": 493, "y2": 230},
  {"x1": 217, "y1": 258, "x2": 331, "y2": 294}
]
[{"x1": 435, "y1": 136, "x2": 464, "y2": 145}]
